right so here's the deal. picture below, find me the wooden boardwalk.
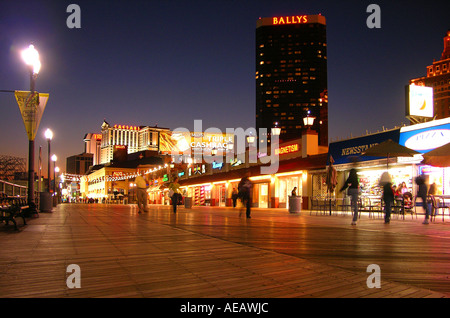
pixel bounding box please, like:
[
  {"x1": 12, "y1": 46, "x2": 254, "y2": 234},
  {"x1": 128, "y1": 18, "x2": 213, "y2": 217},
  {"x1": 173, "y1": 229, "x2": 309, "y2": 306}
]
[{"x1": 0, "y1": 203, "x2": 448, "y2": 299}]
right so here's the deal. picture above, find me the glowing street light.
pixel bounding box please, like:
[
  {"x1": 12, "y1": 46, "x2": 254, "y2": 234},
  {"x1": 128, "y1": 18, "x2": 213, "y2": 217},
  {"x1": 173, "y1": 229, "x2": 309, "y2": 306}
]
[
  {"x1": 21, "y1": 44, "x2": 42, "y2": 213},
  {"x1": 21, "y1": 45, "x2": 41, "y2": 75}
]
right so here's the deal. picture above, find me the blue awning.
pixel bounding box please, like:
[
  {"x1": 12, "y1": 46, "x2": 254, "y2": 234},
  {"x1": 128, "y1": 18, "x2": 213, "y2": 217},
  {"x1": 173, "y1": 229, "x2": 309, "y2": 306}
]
[{"x1": 328, "y1": 129, "x2": 401, "y2": 165}]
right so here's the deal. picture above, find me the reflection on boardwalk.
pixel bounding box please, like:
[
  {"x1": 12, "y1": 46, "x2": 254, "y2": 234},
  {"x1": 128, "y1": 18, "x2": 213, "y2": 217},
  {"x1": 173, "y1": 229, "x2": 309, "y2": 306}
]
[{"x1": 0, "y1": 203, "x2": 448, "y2": 298}]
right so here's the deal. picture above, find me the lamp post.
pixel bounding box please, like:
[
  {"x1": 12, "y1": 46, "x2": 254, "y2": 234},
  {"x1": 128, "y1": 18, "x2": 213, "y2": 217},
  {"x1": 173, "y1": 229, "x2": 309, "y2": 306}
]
[
  {"x1": 51, "y1": 154, "x2": 57, "y2": 194},
  {"x1": 55, "y1": 166, "x2": 60, "y2": 204},
  {"x1": 21, "y1": 44, "x2": 41, "y2": 213},
  {"x1": 45, "y1": 129, "x2": 53, "y2": 192}
]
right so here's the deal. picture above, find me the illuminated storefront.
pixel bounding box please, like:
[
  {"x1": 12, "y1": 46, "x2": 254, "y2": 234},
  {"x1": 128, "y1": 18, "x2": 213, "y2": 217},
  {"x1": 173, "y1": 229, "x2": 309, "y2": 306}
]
[
  {"x1": 328, "y1": 118, "x2": 450, "y2": 204},
  {"x1": 399, "y1": 117, "x2": 450, "y2": 195}
]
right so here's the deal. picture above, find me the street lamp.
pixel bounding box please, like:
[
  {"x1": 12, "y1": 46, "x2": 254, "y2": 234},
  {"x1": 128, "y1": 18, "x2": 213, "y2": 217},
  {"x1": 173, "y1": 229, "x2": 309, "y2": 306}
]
[
  {"x1": 55, "y1": 166, "x2": 60, "y2": 203},
  {"x1": 21, "y1": 45, "x2": 41, "y2": 91},
  {"x1": 45, "y1": 128, "x2": 53, "y2": 192},
  {"x1": 271, "y1": 122, "x2": 281, "y2": 137},
  {"x1": 51, "y1": 154, "x2": 57, "y2": 194},
  {"x1": 21, "y1": 44, "x2": 41, "y2": 213},
  {"x1": 303, "y1": 111, "x2": 315, "y2": 128},
  {"x1": 246, "y1": 131, "x2": 256, "y2": 144}
]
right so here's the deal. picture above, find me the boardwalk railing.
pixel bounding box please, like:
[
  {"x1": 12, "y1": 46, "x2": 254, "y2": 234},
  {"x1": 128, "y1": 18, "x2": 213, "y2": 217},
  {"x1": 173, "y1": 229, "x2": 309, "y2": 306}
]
[{"x1": 0, "y1": 180, "x2": 28, "y2": 198}]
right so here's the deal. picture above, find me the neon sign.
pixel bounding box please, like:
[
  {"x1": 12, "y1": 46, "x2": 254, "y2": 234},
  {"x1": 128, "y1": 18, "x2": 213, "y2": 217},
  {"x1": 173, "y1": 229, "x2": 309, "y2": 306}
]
[
  {"x1": 273, "y1": 16, "x2": 308, "y2": 25},
  {"x1": 275, "y1": 143, "x2": 299, "y2": 155}
]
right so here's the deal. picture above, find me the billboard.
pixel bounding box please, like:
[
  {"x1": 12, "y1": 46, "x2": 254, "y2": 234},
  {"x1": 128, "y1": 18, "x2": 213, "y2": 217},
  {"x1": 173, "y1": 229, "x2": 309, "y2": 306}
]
[
  {"x1": 159, "y1": 131, "x2": 234, "y2": 155},
  {"x1": 405, "y1": 84, "x2": 434, "y2": 118}
]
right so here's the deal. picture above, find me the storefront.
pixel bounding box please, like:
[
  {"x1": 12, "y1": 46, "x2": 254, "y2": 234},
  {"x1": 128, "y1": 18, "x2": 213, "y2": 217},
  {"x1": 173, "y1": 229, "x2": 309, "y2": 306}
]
[
  {"x1": 399, "y1": 117, "x2": 450, "y2": 195},
  {"x1": 328, "y1": 118, "x2": 450, "y2": 203}
]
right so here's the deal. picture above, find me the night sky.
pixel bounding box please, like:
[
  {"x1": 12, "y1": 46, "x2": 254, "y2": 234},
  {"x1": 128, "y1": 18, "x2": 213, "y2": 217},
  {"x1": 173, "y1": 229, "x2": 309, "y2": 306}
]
[{"x1": 0, "y1": 0, "x2": 448, "y2": 172}]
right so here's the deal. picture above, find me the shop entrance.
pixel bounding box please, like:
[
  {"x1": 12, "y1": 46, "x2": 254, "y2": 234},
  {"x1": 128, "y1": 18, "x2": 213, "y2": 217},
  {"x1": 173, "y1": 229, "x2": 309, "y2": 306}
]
[
  {"x1": 278, "y1": 176, "x2": 301, "y2": 209},
  {"x1": 258, "y1": 183, "x2": 269, "y2": 208}
]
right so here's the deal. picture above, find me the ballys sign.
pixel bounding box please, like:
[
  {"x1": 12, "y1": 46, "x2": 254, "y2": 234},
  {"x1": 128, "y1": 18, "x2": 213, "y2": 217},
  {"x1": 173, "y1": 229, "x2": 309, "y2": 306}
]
[{"x1": 404, "y1": 129, "x2": 450, "y2": 151}]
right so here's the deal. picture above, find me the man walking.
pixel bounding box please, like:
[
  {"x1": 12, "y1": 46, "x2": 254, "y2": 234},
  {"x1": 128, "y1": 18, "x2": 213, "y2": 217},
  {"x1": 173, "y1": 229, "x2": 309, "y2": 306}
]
[{"x1": 135, "y1": 171, "x2": 149, "y2": 213}]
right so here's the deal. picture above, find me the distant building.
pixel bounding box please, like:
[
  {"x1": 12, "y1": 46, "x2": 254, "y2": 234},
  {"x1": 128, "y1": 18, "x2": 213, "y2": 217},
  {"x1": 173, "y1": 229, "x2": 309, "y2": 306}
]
[
  {"x1": 0, "y1": 155, "x2": 26, "y2": 181},
  {"x1": 410, "y1": 30, "x2": 450, "y2": 120},
  {"x1": 255, "y1": 14, "x2": 328, "y2": 146},
  {"x1": 84, "y1": 133, "x2": 102, "y2": 166},
  {"x1": 66, "y1": 153, "x2": 93, "y2": 175},
  {"x1": 99, "y1": 120, "x2": 171, "y2": 164}
]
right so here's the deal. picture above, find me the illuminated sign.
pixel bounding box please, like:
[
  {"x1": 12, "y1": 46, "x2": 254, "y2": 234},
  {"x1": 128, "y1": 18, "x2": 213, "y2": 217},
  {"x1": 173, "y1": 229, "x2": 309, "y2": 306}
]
[
  {"x1": 113, "y1": 125, "x2": 139, "y2": 130},
  {"x1": 92, "y1": 134, "x2": 102, "y2": 140},
  {"x1": 256, "y1": 15, "x2": 326, "y2": 28},
  {"x1": 212, "y1": 162, "x2": 223, "y2": 169},
  {"x1": 406, "y1": 85, "x2": 434, "y2": 118},
  {"x1": 193, "y1": 165, "x2": 206, "y2": 175},
  {"x1": 275, "y1": 143, "x2": 299, "y2": 155},
  {"x1": 404, "y1": 129, "x2": 450, "y2": 151},
  {"x1": 273, "y1": 15, "x2": 308, "y2": 25},
  {"x1": 230, "y1": 158, "x2": 243, "y2": 167},
  {"x1": 159, "y1": 132, "x2": 234, "y2": 154},
  {"x1": 112, "y1": 171, "x2": 123, "y2": 177}
]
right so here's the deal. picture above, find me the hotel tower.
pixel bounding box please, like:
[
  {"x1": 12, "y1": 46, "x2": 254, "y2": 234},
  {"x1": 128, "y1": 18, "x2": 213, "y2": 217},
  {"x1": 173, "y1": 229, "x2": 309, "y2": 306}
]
[{"x1": 255, "y1": 15, "x2": 328, "y2": 146}]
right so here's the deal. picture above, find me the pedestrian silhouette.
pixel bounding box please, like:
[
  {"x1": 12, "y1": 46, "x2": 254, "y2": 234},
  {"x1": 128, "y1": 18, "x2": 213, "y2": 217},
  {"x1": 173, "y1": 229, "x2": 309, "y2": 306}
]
[
  {"x1": 340, "y1": 168, "x2": 359, "y2": 225},
  {"x1": 238, "y1": 175, "x2": 252, "y2": 218}
]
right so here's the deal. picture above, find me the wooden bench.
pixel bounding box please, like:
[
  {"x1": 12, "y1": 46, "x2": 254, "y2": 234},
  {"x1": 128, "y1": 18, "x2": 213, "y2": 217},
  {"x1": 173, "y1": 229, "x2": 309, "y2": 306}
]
[{"x1": 1, "y1": 194, "x2": 28, "y2": 230}]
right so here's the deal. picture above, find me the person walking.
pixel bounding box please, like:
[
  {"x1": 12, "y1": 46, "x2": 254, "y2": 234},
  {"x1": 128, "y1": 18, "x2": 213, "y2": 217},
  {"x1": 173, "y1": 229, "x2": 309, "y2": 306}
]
[
  {"x1": 379, "y1": 172, "x2": 394, "y2": 224},
  {"x1": 340, "y1": 168, "x2": 359, "y2": 225},
  {"x1": 232, "y1": 188, "x2": 238, "y2": 208},
  {"x1": 135, "y1": 171, "x2": 149, "y2": 214},
  {"x1": 238, "y1": 175, "x2": 253, "y2": 218},
  {"x1": 415, "y1": 174, "x2": 430, "y2": 224},
  {"x1": 169, "y1": 177, "x2": 181, "y2": 214}
]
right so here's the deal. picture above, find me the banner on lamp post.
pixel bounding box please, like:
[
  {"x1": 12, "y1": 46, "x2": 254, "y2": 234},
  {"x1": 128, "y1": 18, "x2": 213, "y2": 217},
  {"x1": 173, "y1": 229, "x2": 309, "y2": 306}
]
[{"x1": 15, "y1": 90, "x2": 49, "y2": 141}]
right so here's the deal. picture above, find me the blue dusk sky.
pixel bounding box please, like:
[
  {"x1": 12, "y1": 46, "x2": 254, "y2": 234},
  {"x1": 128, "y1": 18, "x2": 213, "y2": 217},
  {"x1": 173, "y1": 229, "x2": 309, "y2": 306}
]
[{"x1": 0, "y1": 0, "x2": 448, "y2": 172}]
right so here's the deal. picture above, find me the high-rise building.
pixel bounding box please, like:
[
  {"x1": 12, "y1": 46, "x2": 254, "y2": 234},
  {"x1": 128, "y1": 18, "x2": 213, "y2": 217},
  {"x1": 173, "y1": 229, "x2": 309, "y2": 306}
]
[
  {"x1": 99, "y1": 120, "x2": 170, "y2": 164},
  {"x1": 410, "y1": 30, "x2": 450, "y2": 120},
  {"x1": 84, "y1": 133, "x2": 102, "y2": 166},
  {"x1": 255, "y1": 15, "x2": 328, "y2": 145}
]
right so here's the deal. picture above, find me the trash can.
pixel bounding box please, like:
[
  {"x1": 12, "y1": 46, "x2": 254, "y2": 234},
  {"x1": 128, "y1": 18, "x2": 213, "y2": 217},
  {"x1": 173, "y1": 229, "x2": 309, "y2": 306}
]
[
  {"x1": 184, "y1": 197, "x2": 193, "y2": 209},
  {"x1": 39, "y1": 192, "x2": 53, "y2": 212},
  {"x1": 288, "y1": 196, "x2": 302, "y2": 214}
]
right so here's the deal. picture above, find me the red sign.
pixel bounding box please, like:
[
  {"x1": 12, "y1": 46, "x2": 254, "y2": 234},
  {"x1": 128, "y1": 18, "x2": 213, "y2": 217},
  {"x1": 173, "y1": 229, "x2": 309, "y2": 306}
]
[
  {"x1": 275, "y1": 143, "x2": 299, "y2": 155},
  {"x1": 273, "y1": 15, "x2": 308, "y2": 25}
]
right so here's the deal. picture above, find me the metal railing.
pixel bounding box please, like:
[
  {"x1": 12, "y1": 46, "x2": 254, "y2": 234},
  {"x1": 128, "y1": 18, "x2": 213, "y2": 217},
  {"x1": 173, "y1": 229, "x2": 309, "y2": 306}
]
[{"x1": 0, "y1": 180, "x2": 28, "y2": 198}]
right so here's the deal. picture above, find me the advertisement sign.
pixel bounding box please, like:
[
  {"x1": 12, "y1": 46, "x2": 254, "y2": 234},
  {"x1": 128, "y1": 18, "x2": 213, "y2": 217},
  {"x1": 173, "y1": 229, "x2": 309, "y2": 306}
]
[
  {"x1": 328, "y1": 129, "x2": 401, "y2": 165},
  {"x1": 399, "y1": 118, "x2": 450, "y2": 153},
  {"x1": 405, "y1": 85, "x2": 434, "y2": 118},
  {"x1": 159, "y1": 131, "x2": 234, "y2": 154},
  {"x1": 15, "y1": 91, "x2": 49, "y2": 141}
]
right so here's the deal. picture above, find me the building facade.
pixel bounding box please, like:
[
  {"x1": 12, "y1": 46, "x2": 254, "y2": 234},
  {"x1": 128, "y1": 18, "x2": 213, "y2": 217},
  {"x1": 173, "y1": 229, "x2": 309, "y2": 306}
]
[
  {"x1": 99, "y1": 120, "x2": 170, "y2": 164},
  {"x1": 255, "y1": 15, "x2": 328, "y2": 146},
  {"x1": 66, "y1": 153, "x2": 94, "y2": 175},
  {"x1": 84, "y1": 133, "x2": 102, "y2": 166},
  {"x1": 410, "y1": 30, "x2": 450, "y2": 120}
]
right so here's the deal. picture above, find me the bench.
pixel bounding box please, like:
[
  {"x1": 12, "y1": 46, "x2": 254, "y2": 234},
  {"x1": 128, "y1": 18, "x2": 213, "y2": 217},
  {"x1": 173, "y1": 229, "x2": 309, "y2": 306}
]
[{"x1": 1, "y1": 194, "x2": 28, "y2": 230}]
